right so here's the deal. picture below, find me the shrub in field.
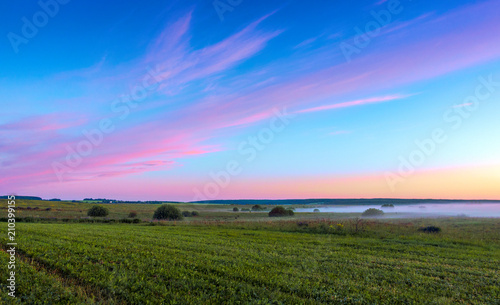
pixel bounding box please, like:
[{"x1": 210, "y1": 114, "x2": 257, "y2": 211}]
[
  {"x1": 251, "y1": 204, "x2": 263, "y2": 211},
  {"x1": 182, "y1": 211, "x2": 191, "y2": 217},
  {"x1": 133, "y1": 218, "x2": 141, "y2": 223},
  {"x1": 153, "y1": 205, "x2": 183, "y2": 221},
  {"x1": 418, "y1": 226, "x2": 441, "y2": 233},
  {"x1": 233, "y1": 207, "x2": 239, "y2": 212},
  {"x1": 128, "y1": 211, "x2": 138, "y2": 218},
  {"x1": 313, "y1": 209, "x2": 320, "y2": 212},
  {"x1": 191, "y1": 211, "x2": 199, "y2": 217},
  {"x1": 87, "y1": 205, "x2": 109, "y2": 217},
  {"x1": 362, "y1": 208, "x2": 384, "y2": 217},
  {"x1": 269, "y1": 206, "x2": 294, "y2": 217},
  {"x1": 381, "y1": 204, "x2": 394, "y2": 208}
]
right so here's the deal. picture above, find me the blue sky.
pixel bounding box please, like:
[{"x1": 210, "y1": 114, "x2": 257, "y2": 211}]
[{"x1": 1, "y1": 0, "x2": 500, "y2": 200}]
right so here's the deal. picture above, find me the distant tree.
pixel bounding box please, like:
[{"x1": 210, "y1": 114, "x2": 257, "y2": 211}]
[
  {"x1": 191, "y1": 211, "x2": 199, "y2": 217},
  {"x1": 87, "y1": 205, "x2": 109, "y2": 217},
  {"x1": 381, "y1": 204, "x2": 394, "y2": 208},
  {"x1": 269, "y1": 206, "x2": 294, "y2": 217},
  {"x1": 251, "y1": 204, "x2": 263, "y2": 211},
  {"x1": 362, "y1": 208, "x2": 384, "y2": 217},
  {"x1": 313, "y1": 209, "x2": 320, "y2": 212},
  {"x1": 153, "y1": 205, "x2": 183, "y2": 221},
  {"x1": 128, "y1": 211, "x2": 137, "y2": 218},
  {"x1": 233, "y1": 207, "x2": 239, "y2": 212},
  {"x1": 182, "y1": 211, "x2": 191, "y2": 217}
]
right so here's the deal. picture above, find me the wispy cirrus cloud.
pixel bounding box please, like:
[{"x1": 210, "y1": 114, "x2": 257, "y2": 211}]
[
  {"x1": 330, "y1": 130, "x2": 351, "y2": 136},
  {"x1": 453, "y1": 103, "x2": 473, "y2": 108},
  {"x1": 295, "y1": 95, "x2": 409, "y2": 114}
]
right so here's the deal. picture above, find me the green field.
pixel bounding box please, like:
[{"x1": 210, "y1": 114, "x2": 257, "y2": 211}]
[{"x1": 1, "y1": 200, "x2": 499, "y2": 304}]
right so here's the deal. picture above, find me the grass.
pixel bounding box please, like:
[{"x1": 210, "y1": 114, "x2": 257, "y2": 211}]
[
  {"x1": 1, "y1": 199, "x2": 499, "y2": 304},
  {"x1": 1, "y1": 221, "x2": 499, "y2": 304}
]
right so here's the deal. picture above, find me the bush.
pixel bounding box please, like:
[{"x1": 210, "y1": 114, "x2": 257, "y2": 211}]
[
  {"x1": 182, "y1": 211, "x2": 191, "y2": 217},
  {"x1": 251, "y1": 204, "x2": 263, "y2": 211},
  {"x1": 153, "y1": 205, "x2": 183, "y2": 221},
  {"x1": 269, "y1": 206, "x2": 294, "y2": 217},
  {"x1": 133, "y1": 218, "x2": 141, "y2": 223},
  {"x1": 381, "y1": 204, "x2": 394, "y2": 208},
  {"x1": 191, "y1": 211, "x2": 199, "y2": 217},
  {"x1": 362, "y1": 208, "x2": 384, "y2": 217},
  {"x1": 87, "y1": 205, "x2": 109, "y2": 217},
  {"x1": 418, "y1": 226, "x2": 441, "y2": 233},
  {"x1": 233, "y1": 207, "x2": 239, "y2": 212},
  {"x1": 313, "y1": 209, "x2": 320, "y2": 212},
  {"x1": 128, "y1": 211, "x2": 138, "y2": 218},
  {"x1": 22, "y1": 217, "x2": 36, "y2": 223}
]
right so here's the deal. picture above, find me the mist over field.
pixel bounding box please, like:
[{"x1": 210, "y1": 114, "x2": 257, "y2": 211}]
[{"x1": 298, "y1": 203, "x2": 500, "y2": 218}]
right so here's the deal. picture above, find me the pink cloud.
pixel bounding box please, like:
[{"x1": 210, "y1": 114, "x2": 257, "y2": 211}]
[
  {"x1": 330, "y1": 130, "x2": 351, "y2": 136},
  {"x1": 296, "y1": 95, "x2": 408, "y2": 114},
  {"x1": 453, "y1": 103, "x2": 473, "y2": 108},
  {"x1": 0, "y1": 113, "x2": 86, "y2": 131}
]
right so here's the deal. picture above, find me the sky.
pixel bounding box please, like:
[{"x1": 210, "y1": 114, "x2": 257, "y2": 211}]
[{"x1": 1, "y1": 0, "x2": 500, "y2": 201}]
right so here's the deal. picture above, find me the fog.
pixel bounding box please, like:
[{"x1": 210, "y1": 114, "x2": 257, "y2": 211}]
[{"x1": 296, "y1": 203, "x2": 500, "y2": 218}]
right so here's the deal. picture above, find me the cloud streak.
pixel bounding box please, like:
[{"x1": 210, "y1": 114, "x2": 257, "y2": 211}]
[{"x1": 296, "y1": 95, "x2": 409, "y2": 114}]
